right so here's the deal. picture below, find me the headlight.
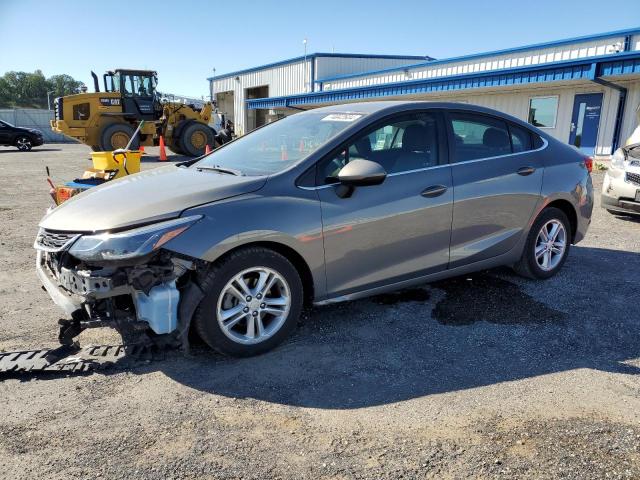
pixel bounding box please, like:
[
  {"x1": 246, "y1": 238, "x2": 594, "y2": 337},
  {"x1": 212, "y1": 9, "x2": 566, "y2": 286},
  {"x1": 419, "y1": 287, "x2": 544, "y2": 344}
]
[
  {"x1": 611, "y1": 148, "x2": 626, "y2": 170},
  {"x1": 68, "y1": 215, "x2": 202, "y2": 261}
]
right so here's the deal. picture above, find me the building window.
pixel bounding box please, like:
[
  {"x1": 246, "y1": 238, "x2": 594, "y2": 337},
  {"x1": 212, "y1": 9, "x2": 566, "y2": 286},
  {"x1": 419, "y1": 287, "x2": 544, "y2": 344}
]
[{"x1": 528, "y1": 96, "x2": 558, "y2": 128}]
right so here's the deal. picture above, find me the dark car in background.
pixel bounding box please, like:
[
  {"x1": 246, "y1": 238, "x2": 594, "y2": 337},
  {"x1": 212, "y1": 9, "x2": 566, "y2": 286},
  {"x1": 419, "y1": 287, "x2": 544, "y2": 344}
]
[
  {"x1": 0, "y1": 119, "x2": 44, "y2": 151},
  {"x1": 34, "y1": 101, "x2": 593, "y2": 357}
]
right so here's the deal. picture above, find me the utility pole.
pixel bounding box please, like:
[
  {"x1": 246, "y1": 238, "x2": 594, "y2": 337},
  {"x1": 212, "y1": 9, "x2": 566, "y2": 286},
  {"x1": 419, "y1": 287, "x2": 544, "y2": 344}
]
[
  {"x1": 47, "y1": 90, "x2": 55, "y2": 110},
  {"x1": 211, "y1": 68, "x2": 216, "y2": 102}
]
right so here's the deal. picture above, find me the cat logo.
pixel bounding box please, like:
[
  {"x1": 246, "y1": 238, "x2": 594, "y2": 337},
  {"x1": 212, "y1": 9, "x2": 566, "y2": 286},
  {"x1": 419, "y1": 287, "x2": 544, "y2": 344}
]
[{"x1": 99, "y1": 98, "x2": 121, "y2": 107}]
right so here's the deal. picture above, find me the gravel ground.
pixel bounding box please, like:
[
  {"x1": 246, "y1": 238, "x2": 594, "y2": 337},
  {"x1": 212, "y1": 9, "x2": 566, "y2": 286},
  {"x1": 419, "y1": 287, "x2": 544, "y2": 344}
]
[{"x1": 0, "y1": 144, "x2": 639, "y2": 479}]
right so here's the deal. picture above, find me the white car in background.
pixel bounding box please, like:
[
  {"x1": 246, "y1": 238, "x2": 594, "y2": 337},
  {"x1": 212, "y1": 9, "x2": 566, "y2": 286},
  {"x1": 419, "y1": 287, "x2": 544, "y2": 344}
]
[{"x1": 602, "y1": 142, "x2": 640, "y2": 216}]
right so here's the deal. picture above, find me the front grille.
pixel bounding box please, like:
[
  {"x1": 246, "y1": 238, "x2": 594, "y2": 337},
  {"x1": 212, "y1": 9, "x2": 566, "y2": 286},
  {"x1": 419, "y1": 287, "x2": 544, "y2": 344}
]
[
  {"x1": 34, "y1": 229, "x2": 79, "y2": 252},
  {"x1": 625, "y1": 172, "x2": 640, "y2": 186}
]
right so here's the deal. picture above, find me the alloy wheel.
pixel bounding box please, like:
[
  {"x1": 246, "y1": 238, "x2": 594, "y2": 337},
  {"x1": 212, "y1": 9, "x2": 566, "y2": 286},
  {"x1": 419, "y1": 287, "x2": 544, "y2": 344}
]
[
  {"x1": 16, "y1": 137, "x2": 32, "y2": 151},
  {"x1": 534, "y1": 219, "x2": 567, "y2": 271},
  {"x1": 216, "y1": 267, "x2": 291, "y2": 345}
]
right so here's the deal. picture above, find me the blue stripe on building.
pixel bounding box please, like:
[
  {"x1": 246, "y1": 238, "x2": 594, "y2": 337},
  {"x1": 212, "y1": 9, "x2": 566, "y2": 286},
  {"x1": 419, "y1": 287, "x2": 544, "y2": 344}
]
[{"x1": 246, "y1": 51, "x2": 640, "y2": 110}]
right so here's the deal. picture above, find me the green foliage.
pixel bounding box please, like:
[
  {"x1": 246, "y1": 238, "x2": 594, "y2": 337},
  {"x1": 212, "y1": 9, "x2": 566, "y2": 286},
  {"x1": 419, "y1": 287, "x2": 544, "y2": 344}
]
[{"x1": 0, "y1": 70, "x2": 85, "y2": 109}]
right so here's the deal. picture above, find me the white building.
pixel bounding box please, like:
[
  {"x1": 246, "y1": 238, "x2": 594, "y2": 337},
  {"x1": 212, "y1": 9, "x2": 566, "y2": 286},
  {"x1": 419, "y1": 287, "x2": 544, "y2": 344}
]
[
  {"x1": 209, "y1": 53, "x2": 432, "y2": 135},
  {"x1": 210, "y1": 28, "x2": 640, "y2": 156}
]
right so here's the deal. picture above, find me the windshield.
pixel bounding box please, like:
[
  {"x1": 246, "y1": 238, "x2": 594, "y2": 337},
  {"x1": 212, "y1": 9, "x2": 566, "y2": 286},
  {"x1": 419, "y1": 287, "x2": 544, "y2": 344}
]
[{"x1": 193, "y1": 112, "x2": 365, "y2": 175}]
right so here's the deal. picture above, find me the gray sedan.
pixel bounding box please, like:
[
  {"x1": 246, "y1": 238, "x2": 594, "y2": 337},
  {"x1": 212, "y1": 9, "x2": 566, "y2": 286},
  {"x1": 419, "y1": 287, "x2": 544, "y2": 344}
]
[{"x1": 34, "y1": 101, "x2": 593, "y2": 356}]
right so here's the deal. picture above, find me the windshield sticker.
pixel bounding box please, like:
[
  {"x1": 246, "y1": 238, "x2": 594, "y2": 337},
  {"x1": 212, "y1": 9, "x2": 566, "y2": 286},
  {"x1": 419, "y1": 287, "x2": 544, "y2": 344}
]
[{"x1": 321, "y1": 113, "x2": 363, "y2": 122}]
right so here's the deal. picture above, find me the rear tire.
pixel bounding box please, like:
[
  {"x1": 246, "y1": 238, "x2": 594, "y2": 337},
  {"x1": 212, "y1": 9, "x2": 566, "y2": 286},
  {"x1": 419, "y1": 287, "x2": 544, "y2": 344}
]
[
  {"x1": 179, "y1": 122, "x2": 214, "y2": 157},
  {"x1": 193, "y1": 247, "x2": 303, "y2": 357},
  {"x1": 100, "y1": 123, "x2": 139, "y2": 151},
  {"x1": 514, "y1": 207, "x2": 571, "y2": 280},
  {"x1": 15, "y1": 136, "x2": 33, "y2": 151}
]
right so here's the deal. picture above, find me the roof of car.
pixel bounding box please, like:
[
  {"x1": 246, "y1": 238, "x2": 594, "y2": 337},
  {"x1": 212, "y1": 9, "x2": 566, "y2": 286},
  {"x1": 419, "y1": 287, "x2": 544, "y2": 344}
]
[
  {"x1": 303, "y1": 101, "x2": 539, "y2": 134},
  {"x1": 306, "y1": 101, "x2": 495, "y2": 114}
]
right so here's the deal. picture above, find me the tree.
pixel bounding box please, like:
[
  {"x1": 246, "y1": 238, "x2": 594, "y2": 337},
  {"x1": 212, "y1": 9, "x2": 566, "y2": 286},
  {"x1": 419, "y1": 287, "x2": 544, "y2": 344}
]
[
  {"x1": 48, "y1": 74, "x2": 84, "y2": 99},
  {"x1": 0, "y1": 70, "x2": 85, "y2": 109}
]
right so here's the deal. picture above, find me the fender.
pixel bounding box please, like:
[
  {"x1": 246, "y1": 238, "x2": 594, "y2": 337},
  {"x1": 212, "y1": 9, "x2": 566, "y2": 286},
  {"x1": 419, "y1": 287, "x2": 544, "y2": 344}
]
[{"x1": 162, "y1": 191, "x2": 327, "y2": 299}]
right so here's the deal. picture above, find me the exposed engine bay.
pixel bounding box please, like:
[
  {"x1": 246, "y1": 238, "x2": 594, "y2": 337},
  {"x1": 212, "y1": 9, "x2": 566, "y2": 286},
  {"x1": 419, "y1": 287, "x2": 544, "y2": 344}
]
[{"x1": 34, "y1": 226, "x2": 205, "y2": 347}]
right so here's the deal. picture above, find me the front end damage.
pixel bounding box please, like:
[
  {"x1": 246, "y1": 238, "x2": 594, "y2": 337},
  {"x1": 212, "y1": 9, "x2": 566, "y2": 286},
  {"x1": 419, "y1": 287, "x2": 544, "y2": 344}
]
[{"x1": 34, "y1": 221, "x2": 206, "y2": 348}]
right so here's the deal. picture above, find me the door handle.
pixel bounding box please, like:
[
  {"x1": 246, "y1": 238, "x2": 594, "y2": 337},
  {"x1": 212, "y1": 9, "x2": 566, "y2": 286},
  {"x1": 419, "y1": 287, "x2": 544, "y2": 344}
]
[
  {"x1": 517, "y1": 166, "x2": 536, "y2": 176},
  {"x1": 421, "y1": 185, "x2": 448, "y2": 198}
]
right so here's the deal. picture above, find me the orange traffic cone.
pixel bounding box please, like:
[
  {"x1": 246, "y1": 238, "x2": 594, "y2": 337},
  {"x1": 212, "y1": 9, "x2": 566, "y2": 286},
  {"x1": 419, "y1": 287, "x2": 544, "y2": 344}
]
[
  {"x1": 159, "y1": 136, "x2": 167, "y2": 161},
  {"x1": 205, "y1": 144, "x2": 211, "y2": 155}
]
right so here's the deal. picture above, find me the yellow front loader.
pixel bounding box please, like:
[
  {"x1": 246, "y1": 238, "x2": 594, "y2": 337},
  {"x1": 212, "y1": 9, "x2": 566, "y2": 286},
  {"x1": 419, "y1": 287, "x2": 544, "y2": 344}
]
[{"x1": 51, "y1": 69, "x2": 215, "y2": 156}]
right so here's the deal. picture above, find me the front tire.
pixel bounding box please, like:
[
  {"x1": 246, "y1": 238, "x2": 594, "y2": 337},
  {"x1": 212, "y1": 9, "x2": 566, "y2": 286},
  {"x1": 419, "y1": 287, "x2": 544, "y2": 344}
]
[
  {"x1": 514, "y1": 207, "x2": 571, "y2": 279},
  {"x1": 193, "y1": 247, "x2": 303, "y2": 357},
  {"x1": 15, "y1": 136, "x2": 33, "y2": 151},
  {"x1": 100, "y1": 123, "x2": 139, "y2": 151}
]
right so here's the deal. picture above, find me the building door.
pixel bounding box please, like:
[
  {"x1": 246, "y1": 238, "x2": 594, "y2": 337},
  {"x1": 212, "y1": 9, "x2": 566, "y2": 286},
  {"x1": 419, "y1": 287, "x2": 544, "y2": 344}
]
[
  {"x1": 245, "y1": 86, "x2": 269, "y2": 132},
  {"x1": 569, "y1": 93, "x2": 603, "y2": 155}
]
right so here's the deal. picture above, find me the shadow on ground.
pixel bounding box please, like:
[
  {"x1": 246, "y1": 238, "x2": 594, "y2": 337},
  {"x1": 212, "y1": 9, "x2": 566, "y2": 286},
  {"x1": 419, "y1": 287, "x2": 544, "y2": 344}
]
[
  {"x1": 156, "y1": 245, "x2": 640, "y2": 408},
  {"x1": 0, "y1": 147, "x2": 62, "y2": 153},
  {"x1": 7, "y1": 246, "x2": 640, "y2": 409}
]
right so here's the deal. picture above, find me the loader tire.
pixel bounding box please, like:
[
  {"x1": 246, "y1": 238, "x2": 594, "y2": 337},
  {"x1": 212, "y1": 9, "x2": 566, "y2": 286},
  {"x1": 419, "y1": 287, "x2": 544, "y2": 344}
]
[
  {"x1": 100, "y1": 123, "x2": 139, "y2": 151},
  {"x1": 167, "y1": 144, "x2": 184, "y2": 155},
  {"x1": 180, "y1": 122, "x2": 214, "y2": 157}
]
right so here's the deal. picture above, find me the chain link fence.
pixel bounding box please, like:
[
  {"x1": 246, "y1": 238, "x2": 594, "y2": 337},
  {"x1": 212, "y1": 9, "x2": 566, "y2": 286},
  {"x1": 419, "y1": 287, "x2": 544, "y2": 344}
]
[{"x1": 0, "y1": 108, "x2": 75, "y2": 143}]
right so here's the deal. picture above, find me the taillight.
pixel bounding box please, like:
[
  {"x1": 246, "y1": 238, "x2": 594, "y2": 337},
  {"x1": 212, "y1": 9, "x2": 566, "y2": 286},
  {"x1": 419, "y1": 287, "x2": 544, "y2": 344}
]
[{"x1": 584, "y1": 156, "x2": 593, "y2": 173}]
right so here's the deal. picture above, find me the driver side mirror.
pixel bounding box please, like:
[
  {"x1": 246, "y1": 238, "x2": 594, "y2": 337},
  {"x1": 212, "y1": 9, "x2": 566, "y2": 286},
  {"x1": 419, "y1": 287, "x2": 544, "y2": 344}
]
[{"x1": 335, "y1": 159, "x2": 386, "y2": 198}]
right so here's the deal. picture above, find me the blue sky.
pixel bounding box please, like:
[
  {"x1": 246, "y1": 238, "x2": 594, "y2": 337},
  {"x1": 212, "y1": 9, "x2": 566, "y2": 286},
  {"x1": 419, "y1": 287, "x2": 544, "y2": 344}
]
[{"x1": 1, "y1": 0, "x2": 639, "y2": 98}]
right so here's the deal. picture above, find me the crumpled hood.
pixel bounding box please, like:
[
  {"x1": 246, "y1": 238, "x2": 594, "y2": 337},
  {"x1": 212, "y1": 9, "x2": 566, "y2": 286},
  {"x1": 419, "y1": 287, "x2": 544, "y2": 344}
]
[{"x1": 40, "y1": 165, "x2": 267, "y2": 232}]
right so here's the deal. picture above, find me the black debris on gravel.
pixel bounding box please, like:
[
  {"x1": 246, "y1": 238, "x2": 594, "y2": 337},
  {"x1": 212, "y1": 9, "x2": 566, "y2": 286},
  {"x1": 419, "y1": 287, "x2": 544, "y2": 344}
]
[
  {"x1": 370, "y1": 288, "x2": 431, "y2": 305},
  {"x1": 433, "y1": 273, "x2": 565, "y2": 326}
]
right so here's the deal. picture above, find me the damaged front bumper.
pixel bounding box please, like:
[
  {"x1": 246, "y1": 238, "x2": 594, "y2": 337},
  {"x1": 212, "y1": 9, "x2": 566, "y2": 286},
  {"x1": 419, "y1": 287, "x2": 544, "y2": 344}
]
[{"x1": 35, "y1": 234, "x2": 195, "y2": 342}]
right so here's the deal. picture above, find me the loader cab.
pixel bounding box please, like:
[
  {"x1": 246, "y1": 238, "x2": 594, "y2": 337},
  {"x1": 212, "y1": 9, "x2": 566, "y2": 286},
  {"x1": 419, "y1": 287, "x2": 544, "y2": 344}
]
[{"x1": 104, "y1": 69, "x2": 159, "y2": 121}]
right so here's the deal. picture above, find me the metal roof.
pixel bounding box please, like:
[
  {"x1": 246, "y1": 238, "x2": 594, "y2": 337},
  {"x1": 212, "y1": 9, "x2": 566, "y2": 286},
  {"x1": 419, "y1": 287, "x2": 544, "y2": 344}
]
[
  {"x1": 315, "y1": 27, "x2": 640, "y2": 84},
  {"x1": 246, "y1": 50, "x2": 640, "y2": 110},
  {"x1": 207, "y1": 53, "x2": 434, "y2": 82}
]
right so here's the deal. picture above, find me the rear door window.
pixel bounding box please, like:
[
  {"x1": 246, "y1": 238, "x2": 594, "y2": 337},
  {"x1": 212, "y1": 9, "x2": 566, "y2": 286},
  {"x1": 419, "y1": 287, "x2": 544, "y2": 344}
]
[
  {"x1": 509, "y1": 124, "x2": 533, "y2": 152},
  {"x1": 449, "y1": 113, "x2": 511, "y2": 162}
]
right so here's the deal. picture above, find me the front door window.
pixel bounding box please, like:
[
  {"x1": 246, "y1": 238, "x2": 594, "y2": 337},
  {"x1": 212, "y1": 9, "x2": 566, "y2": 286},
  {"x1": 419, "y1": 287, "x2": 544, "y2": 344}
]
[{"x1": 318, "y1": 112, "x2": 441, "y2": 183}]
